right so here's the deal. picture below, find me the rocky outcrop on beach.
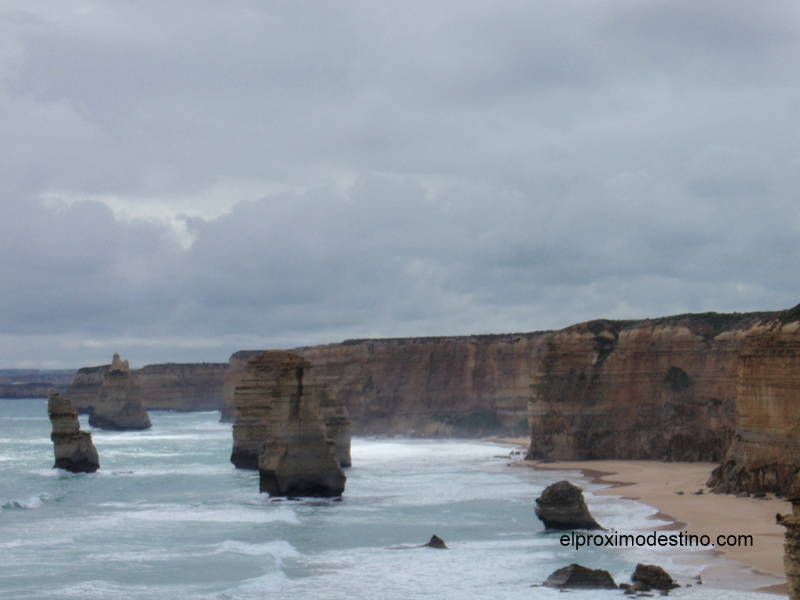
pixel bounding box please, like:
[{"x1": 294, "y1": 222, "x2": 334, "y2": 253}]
[
  {"x1": 233, "y1": 351, "x2": 345, "y2": 497},
  {"x1": 88, "y1": 354, "x2": 152, "y2": 431},
  {"x1": 534, "y1": 480, "x2": 603, "y2": 530},
  {"x1": 68, "y1": 362, "x2": 225, "y2": 414},
  {"x1": 47, "y1": 393, "x2": 99, "y2": 473},
  {"x1": 542, "y1": 564, "x2": 617, "y2": 590},
  {"x1": 778, "y1": 478, "x2": 800, "y2": 600},
  {"x1": 708, "y1": 306, "x2": 800, "y2": 496},
  {"x1": 526, "y1": 312, "x2": 768, "y2": 461},
  {"x1": 629, "y1": 563, "x2": 679, "y2": 592},
  {"x1": 230, "y1": 351, "x2": 351, "y2": 472}
]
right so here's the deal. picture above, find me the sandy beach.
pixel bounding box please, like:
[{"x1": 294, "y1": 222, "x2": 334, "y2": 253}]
[{"x1": 514, "y1": 458, "x2": 790, "y2": 596}]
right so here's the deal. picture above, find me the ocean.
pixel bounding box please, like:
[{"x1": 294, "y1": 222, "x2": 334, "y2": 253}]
[{"x1": 0, "y1": 399, "x2": 778, "y2": 599}]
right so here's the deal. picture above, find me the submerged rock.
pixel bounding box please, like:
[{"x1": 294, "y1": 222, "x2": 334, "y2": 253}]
[
  {"x1": 535, "y1": 480, "x2": 603, "y2": 530},
  {"x1": 233, "y1": 351, "x2": 345, "y2": 497},
  {"x1": 422, "y1": 535, "x2": 448, "y2": 549},
  {"x1": 48, "y1": 393, "x2": 99, "y2": 473},
  {"x1": 543, "y1": 563, "x2": 617, "y2": 589}
]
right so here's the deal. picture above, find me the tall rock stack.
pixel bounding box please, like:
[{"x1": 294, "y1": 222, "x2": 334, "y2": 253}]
[
  {"x1": 229, "y1": 351, "x2": 351, "y2": 469},
  {"x1": 709, "y1": 306, "x2": 800, "y2": 495},
  {"x1": 48, "y1": 393, "x2": 99, "y2": 473},
  {"x1": 88, "y1": 354, "x2": 152, "y2": 431},
  {"x1": 230, "y1": 350, "x2": 345, "y2": 497}
]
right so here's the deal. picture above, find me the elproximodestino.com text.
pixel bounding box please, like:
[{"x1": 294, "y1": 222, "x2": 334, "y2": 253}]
[{"x1": 561, "y1": 530, "x2": 754, "y2": 549}]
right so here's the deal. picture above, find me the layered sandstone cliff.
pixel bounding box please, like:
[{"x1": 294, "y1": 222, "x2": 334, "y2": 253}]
[
  {"x1": 88, "y1": 354, "x2": 152, "y2": 431},
  {"x1": 48, "y1": 393, "x2": 99, "y2": 473},
  {"x1": 222, "y1": 334, "x2": 549, "y2": 436},
  {"x1": 708, "y1": 306, "x2": 800, "y2": 495},
  {"x1": 68, "y1": 362, "x2": 225, "y2": 413},
  {"x1": 137, "y1": 363, "x2": 227, "y2": 411},
  {"x1": 526, "y1": 312, "x2": 768, "y2": 461}
]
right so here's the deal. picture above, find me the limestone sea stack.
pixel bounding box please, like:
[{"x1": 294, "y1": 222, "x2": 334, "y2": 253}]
[
  {"x1": 88, "y1": 354, "x2": 151, "y2": 431},
  {"x1": 231, "y1": 350, "x2": 345, "y2": 497},
  {"x1": 230, "y1": 351, "x2": 351, "y2": 471},
  {"x1": 48, "y1": 393, "x2": 99, "y2": 473},
  {"x1": 535, "y1": 480, "x2": 603, "y2": 530}
]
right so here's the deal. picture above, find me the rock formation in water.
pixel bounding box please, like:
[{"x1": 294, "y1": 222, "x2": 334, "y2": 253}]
[
  {"x1": 229, "y1": 350, "x2": 351, "y2": 469},
  {"x1": 88, "y1": 354, "x2": 152, "y2": 431},
  {"x1": 543, "y1": 564, "x2": 617, "y2": 590},
  {"x1": 66, "y1": 364, "x2": 109, "y2": 412},
  {"x1": 778, "y1": 476, "x2": 800, "y2": 600},
  {"x1": 231, "y1": 351, "x2": 345, "y2": 497},
  {"x1": 47, "y1": 393, "x2": 99, "y2": 473},
  {"x1": 708, "y1": 306, "x2": 800, "y2": 496},
  {"x1": 422, "y1": 535, "x2": 448, "y2": 549},
  {"x1": 68, "y1": 362, "x2": 225, "y2": 413},
  {"x1": 526, "y1": 312, "x2": 768, "y2": 461},
  {"x1": 534, "y1": 480, "x2": 603, "y2": 530}
]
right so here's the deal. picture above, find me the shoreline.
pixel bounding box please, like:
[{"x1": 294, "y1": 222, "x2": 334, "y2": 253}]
[{"x1": 516, "y1": 457, "x2": 789, "y2": 596}]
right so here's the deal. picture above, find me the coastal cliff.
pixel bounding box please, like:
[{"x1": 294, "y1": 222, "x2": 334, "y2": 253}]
[
  {"x1": 709, "y1": 306, "x2": 800, "y2": 495},
  {"x1": 137, "y1": 363, "x2": 227, "y2": 411},
  {"x1": 68, "y1": 362, "x2": 226, "y2": 414},
  {"x1": 221, "y1": 334, "x2": 549, "y2": 436},
  {"x1": 526, "y1": 312, "x2": 769, "y2": 461}
]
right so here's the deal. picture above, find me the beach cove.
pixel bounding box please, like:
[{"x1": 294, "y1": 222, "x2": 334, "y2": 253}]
[{"x1": 516, "y1": 458, "x2": 790, "y2": 595}]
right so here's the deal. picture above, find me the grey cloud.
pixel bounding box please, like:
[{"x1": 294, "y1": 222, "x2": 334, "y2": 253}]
[{"x1": 1, "y1": 1, "x2": 798, "y2": 366}]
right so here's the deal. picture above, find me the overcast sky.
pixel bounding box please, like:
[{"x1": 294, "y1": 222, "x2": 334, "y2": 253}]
[{"x1": 2, "y1": 1, "x2": 799, "y2": 369}]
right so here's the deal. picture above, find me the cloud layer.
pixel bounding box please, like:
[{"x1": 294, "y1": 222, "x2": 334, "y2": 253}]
[{"x1": 2, "y1": 1, "x2": 799, "y2": 367}]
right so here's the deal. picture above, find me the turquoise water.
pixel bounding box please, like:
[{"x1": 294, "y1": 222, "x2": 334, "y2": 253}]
[{"x1": 0, "y1": 400, "x2": 780, "y2": 599}]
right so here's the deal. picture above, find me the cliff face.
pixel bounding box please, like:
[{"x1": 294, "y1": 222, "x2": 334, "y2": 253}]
[
  {"x1": 68, "y1": 362, "x2": 226, "y2": 414},
  {"x1": 220, "y1": 334, "x2": 549, "y2": 435},
  {"x1": 137, "y1": 363, "x2": 227, "y2": 411},
  {"x1": 300, "y1": 335, "x2": 548, "y2": 436},
  {"x1": 526, "y1": 312, "x2": 768, "y2": 461},
  {"x1": 88, "y1": 354, "x2": 152, "y2": 431},
  {"x1": 709, "y1": 307, "x2": 800, "y2": 495},
  {"x1": 0, "y1": 369, "x2": 74, "y2": 399}
]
